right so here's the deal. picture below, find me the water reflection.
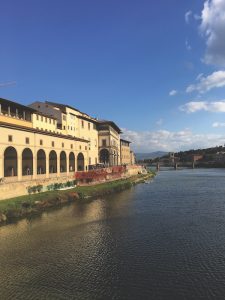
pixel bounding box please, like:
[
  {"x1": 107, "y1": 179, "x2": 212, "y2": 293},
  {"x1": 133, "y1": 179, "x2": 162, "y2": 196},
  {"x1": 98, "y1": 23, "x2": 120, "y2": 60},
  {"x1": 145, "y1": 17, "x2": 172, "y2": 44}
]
[{"x1": 1, "y1": 170, "x2": 225, "y2": 299}]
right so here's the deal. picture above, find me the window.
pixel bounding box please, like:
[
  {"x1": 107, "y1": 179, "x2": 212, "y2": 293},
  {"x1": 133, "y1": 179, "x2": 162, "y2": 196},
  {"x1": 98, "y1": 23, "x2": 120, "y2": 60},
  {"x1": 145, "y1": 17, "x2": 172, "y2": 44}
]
[
  {"x1": 26, "y1": 137, "x2": 29, "y2": 144},
  {"x1": 82, "y1": 120, "x2": 84, "y2": 128},
  {"x1": 89, "y1": 158, "x2": 91, "y2": 165},
  {"x1": 95, "y1": 158, "x2": 97, "y2": 164},
  {"x1": 102, "y1": 139, "x2": 106, "y2": 146},
  {"x1": 62, "y1": 143, "x2": 64, "y2": 148},
  {"x1": 63, "y1": 115, "x2": 66, "y2": 121},
  {"x1": 79, "y1": 145, "x2": 82, "y2": 150},
  {"x1": 52, "y1": 141, "x2": 55, "y2": 147},
  {"x1": 41, "y1": 116, "x2": 43, "y2": 122},
  {"x1": 71, "y1": 144, "x2": 73, "y2": 149},
  {"x1": 8, "y1": 135, "x2": 13, "y2": 142},
  {"x1": 85, "y1": 146, "x2": 87, "y2": 150},
  {"x1": 45, "y1": 117, "x2": 47, "y2": 122},
  {"x1": 40, "y1": 139, "x2": 43, "y2": 146},
  {"x1": 88, "y1": 123, "x2": 90, "y2": 130},
  {"x1": 49, "y1": 119, "x2": 51, "y2": 124},
  {"x1": 36, "y1": 115, "x2": 39, "y2": 120},
  {"x1": 63, "y1": 126, "x2": 66, "y2": 130}
]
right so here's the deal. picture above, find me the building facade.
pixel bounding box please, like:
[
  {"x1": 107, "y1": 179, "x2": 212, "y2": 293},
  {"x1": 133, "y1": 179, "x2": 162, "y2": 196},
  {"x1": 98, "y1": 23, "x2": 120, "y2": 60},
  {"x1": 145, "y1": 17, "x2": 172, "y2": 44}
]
[
  {"x1": 120, "y1": 139, "x2": 132, "y2": 165},
  {"x1": 98, "y1": 120, "x2": 121, "y2": 166},
  {"x1": 0, "y1": 98, "x2": 135, "y2": 184},
  {"x1": 29, "y1": 101, "x2": 99, "y2": 168}
]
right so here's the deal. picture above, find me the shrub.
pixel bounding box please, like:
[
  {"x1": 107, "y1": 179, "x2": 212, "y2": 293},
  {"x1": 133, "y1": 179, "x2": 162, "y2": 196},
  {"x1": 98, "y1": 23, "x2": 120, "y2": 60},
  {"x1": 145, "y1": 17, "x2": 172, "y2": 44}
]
[
  {"x1": 36, "y1": 185, "x2": 43, "y2": 193},
  {"x1": 66, "y1": 181, "x2": 71, "y2": 187},
  {"x1": 27, "y1": 186, "x2": 33, "y2": 194},
  {"x1": 47, "y1": 184, "x2": 54, "y2": 191}
]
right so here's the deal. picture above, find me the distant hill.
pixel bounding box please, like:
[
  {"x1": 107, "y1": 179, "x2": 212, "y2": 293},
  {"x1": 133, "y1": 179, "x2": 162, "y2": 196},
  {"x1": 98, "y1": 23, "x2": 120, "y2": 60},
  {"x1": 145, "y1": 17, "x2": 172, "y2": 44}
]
[{"x1": 135, "y1": 151, "x2": 168, "y2": 160}]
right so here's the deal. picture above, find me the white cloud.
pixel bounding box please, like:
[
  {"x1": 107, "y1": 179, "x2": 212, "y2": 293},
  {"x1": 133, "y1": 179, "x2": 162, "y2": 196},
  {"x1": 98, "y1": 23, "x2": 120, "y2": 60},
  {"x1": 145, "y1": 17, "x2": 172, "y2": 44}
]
[
  {"x1": 156, "y1": 118, "x2": 163, "y2": 126},
  {"x1": 212, "y1": 122, "x2": 225, "y2": 128},
  {"x1": 121, "y1": 128, "x2": 225, "y2": 152},
  {"x1": 186, "y1": 70, "x2": 225, "y2": 93},
  {"x1": 169, "y1": 89, "x2": 178, "y2": 96},
  {"x1": 180, "y1": 100, "x2": 225, "y2": 113},
  {"x1": 0, "y1": 81, "x2": 17, "y2": 88},
  {"x1": 200, "y1": 0, "x2": 225, "y2": 66},
  {"x1": 185, "y1": 39, "x2": 192, "y2": 51},
  {"x1": 185, "y1": 10, "x2": 192, "y2": 24}
]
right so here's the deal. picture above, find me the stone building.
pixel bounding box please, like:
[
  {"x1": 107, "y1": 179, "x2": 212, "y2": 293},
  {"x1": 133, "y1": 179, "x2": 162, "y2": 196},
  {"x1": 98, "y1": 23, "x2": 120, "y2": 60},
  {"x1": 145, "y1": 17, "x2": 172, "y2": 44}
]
[
  {"x1": 120, "y1": 139, "x2": 132, "y2": 165},
  {"x1": 98, "y1": 120, "x2": 122, "y2": 166},
  {"x1": 0, "y1": 97, "x2": 136, "y2": 187},
  {"x1": 29, "y1": 101, "x2": 99, "y2": 168}
]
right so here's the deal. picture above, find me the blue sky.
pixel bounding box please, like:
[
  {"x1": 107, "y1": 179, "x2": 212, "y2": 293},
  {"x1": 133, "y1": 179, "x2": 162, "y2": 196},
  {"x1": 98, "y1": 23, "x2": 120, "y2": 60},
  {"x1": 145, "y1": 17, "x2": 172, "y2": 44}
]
[{"x1": 1, "y1": 0, "x2": 225, "y2": 152}]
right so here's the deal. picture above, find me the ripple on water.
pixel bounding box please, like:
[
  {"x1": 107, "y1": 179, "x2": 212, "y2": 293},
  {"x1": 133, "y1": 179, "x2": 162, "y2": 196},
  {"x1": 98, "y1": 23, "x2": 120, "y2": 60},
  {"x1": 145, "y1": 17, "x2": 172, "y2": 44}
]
[{"x1": 1, "y1": 169, "x2": 225, "y2": 299}]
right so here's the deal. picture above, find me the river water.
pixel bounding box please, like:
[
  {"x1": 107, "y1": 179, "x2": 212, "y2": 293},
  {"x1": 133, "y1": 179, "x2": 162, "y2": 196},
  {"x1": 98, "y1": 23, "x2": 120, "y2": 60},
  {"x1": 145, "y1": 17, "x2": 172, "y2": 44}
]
[{"x1": 1, "y1": 169, "x2": 225, "y2": 299}]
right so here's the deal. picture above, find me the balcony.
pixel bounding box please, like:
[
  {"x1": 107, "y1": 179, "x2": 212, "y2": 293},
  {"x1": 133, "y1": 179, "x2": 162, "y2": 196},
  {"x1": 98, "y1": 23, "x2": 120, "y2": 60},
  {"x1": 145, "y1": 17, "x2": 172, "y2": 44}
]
[{"x1": 0, "y1": 113, "x2": 32, "y2": 128}]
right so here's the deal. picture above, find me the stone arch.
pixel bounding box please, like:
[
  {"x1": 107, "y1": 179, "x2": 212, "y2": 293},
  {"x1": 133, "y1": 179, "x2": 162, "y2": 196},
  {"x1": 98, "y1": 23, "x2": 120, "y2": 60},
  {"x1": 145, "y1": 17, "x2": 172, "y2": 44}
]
[
  {"x1": 22, "y1": 148, "x2": 33, "y2": 175},
  {"x1": 77, "y1": 152, "x2": 85, "y2": 171},
  {"x1": 37, "y1": 149, "x2": 46, "y2": 174},
  {"x1": 60, "y1": 151, "x2": 67, "y2": 172},
  {"x1": 49, "y1": 150, "x2": 57, "y2": 173},
  {"x1": 100, "y1": 148, "x2": 110, "y2": 165},
  {"x1": 4, "y1": 146, "x2": 18, "y2": 177},
  {"x1": 69, "y1": 152, "x2": 75, "y2": 172}
]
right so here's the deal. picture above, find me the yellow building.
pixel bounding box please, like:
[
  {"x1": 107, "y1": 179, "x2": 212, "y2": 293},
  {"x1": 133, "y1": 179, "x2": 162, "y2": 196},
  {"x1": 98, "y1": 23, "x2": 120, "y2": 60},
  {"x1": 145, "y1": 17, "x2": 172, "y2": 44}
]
[
  {"x1": 98, "y1": 120, "x2": 121, "y2": 166},
  {"x1": 0, "y1": 98, "x2": 89, "y2": 182},
  {"x1": 130, "y1": 150, "x2": 136, "y2": 165},
  {"x1": 29, "y1": 101, "x2": 99, "y2": 167},
  {"x1": 0, "y1": 97, "x2": 135, "y2": 185},
  {"x1": 120, "y1": 139, "x2": 132, "y2": 165}
]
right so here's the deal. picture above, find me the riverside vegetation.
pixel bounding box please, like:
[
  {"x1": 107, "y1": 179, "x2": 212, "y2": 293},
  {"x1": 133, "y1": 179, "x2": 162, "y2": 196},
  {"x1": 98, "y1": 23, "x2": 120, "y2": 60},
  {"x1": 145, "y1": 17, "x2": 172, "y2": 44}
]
[{"x1": 0, "y1": 172, "x2": 155, "y2": 226}]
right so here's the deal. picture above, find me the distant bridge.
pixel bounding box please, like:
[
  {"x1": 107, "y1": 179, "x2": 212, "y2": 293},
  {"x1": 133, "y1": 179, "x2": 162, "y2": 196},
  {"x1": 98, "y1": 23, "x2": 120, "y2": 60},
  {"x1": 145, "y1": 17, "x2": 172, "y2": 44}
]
[
  {"x1": 142, "y1": 160, "x2": 225, "y2": 171},
  {"x1": 148, "y1": 161, "x2": 197, "y2": 171}
]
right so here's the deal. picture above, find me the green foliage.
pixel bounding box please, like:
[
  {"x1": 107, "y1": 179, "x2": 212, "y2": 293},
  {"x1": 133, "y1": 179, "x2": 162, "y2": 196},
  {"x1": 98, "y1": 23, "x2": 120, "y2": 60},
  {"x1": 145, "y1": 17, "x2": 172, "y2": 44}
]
[
  {"x1": 46, "y1": 180, "x2": 76, "y2": 191},
  {"x1": 27, "y1": 185, "x2": 43, "y2": 194}
]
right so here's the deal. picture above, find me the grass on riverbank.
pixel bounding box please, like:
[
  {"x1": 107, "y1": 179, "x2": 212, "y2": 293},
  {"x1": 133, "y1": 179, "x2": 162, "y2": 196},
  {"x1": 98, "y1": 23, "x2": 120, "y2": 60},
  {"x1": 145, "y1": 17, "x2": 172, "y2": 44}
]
[{"x1": 0, "y1": 172, "x2": 154, "y2": 224}]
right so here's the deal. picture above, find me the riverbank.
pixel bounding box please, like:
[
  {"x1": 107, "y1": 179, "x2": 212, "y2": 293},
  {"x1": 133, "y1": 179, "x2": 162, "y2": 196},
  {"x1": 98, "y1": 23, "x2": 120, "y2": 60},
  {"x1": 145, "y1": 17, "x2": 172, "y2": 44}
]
[{"x1": 0, "y1": 172, "x2": 155, "y2": 226}]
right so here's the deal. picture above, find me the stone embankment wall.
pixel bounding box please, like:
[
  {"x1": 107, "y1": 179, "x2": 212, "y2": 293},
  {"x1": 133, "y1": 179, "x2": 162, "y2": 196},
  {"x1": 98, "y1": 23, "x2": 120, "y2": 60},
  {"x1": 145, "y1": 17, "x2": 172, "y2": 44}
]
[
  {"x1": 0, "y1": 165, "x2": 144, "y2": 201},
  {"x1": 0, "y1": 175, "x2": 74, "y2": 201},
  {"x1": 126, "y1": 165, "x2": 144, "y2": 176}
]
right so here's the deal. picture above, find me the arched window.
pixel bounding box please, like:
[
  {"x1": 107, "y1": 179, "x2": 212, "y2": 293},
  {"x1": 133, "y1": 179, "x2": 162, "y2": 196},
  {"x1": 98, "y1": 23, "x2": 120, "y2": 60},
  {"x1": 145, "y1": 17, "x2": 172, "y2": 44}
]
[
  {"x1": 77, "y1": 153, "x2": 85, "y2": 171},
  {"x1": 69, "y1": 152, "x2": 75, "y2": 172},
  {"x1": 37, "y1": 149, "x2": 46, "y2": 174},
  {"x1": 22, "y1": 148, "x2": 33, "y2": 175},
  {"x1": 49, "y1": 150, "x2": 57, "y2": 173},
  {"x1": 4, "y1": 147, "x2": 18, "y2": 177},
  {"x1": 60, "y1": 151, "x2": 67, "y2": 172},
  {"x1": 100, "y1": 149, "x2": 110, "y2": 164}
]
